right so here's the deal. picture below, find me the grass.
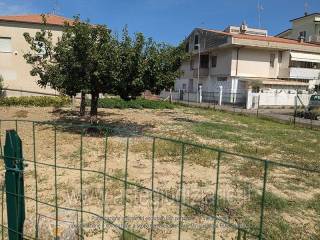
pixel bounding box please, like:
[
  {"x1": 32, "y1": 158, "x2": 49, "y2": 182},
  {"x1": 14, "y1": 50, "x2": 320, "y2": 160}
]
[
  {"x1": 182, "y1": 108, "x2": 320, "y2": 169},
  {"x1": 0, "y1": 105, "x2": 319, "y2": 239}
]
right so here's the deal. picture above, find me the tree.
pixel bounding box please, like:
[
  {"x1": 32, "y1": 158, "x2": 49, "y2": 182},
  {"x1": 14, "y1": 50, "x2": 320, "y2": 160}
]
[
  {"x1": 24, "y1": 15, "x2": 187, "y2": 116},
  {"x1": 111, "y1": 27, "x2": 146, "y2": 100},
  {"x1": 23, "y1": 15, "x2": 87, "y2": 114},
  {"x1": 24, "y1": 16, "x2": 118, "y2": 117},
  {"x1": 142, "y1": 41, "x2": 188, "y2": 94},
  {"x1": 111, "y1": 27, "x2": 187, "y2": 100}
]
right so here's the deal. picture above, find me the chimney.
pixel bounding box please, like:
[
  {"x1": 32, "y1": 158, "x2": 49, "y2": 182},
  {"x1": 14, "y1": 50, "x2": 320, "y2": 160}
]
[{"x1": 240, "y1": 21, "x2": 248, "y2": 34}]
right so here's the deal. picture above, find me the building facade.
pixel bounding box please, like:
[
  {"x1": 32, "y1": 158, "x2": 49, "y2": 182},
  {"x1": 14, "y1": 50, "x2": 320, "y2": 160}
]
[
  {"x1": 276, "y1": 13, "x2": 320, "y2": 44},
  {"x1": 173, "y1": 16, "x2": 320, "y2": 108},
  {"x1": 0, "y1": 14, "x2": 72, "y2": 96}
]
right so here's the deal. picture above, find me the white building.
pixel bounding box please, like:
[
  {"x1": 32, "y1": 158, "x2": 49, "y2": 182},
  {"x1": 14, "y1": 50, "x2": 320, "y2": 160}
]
[{"x1": 171, "y1": 14, "x2": 320, "y2": 109}]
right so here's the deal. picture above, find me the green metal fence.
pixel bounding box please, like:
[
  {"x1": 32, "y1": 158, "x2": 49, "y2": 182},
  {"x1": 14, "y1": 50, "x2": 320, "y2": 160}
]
[{"x1": 0, "y1": 120, "x2": 319, "y2": 239}]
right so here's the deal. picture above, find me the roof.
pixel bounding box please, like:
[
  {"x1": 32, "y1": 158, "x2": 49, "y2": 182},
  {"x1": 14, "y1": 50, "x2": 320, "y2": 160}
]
[
  {"x1": 290, "y1": 12, "x2": 320, "y2": 22},
  {"x1": 198, "y1": 28, "x2": 320, "y2": 47},
  {"x1": 275, "y1": 28, "x2": 292, "y2": 37},
  {"x1": 0, "y1": 14, "x2": 74, "y2": 26}
]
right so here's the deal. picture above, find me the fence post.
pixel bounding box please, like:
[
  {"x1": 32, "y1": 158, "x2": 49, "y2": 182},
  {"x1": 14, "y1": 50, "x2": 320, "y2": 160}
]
[
  {"x1": 199, "y1": 86, "x2": 203, "y2": 104},
  {"x1": 294, "y1": 94, "x2": 297, "y2": 126},
  {"x1": 3, "y1": 130, "x2": 25, "y2": 240},
  {"x1": 258, "y1": 160, "x2": 269, "y2": 240},
  {"x1": 256, "y1": 94, "x2": 260, "y2": 117},
  {"x1": 219, "y1": 86, "x2": 223, "y2": 106}
]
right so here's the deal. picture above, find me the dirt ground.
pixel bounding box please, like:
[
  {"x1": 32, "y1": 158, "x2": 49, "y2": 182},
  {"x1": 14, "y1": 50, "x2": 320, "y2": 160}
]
[{"x1": 0, "y1": 106, "x2": 319, "y2": 240}]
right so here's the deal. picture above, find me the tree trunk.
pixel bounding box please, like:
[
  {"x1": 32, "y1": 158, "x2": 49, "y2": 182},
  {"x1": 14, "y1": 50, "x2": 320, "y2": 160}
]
[
  {"x1": 80, "y1": 91, "x2": 86, "y2": 116},
  {"x1": 90, "y1": 92, "x2": 99, "y2": 117}
]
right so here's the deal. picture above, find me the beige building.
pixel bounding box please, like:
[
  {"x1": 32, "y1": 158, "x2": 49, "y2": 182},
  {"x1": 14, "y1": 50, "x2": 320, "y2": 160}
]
[
  {"x1": 0, "y1": 14, "x2": 73, "y2": 96},
  {"x1": 277, "y1": 13, "x2": 320, "y2": 43},
  {"x1": 173, "y1": 15, "x2": 320, "y2": 108}
]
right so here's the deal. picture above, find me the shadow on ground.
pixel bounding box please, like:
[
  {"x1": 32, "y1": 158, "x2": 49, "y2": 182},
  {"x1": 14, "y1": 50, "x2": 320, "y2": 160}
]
[{"x1": 46, "y1": 108, "x2": 155, "y2": 137}]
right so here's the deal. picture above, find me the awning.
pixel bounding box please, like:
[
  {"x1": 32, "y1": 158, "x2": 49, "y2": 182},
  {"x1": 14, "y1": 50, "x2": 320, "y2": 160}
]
[
  {"x1": 239, "y1": 77, "x2": 309, "y2": 86},
  {"x1": 290, "y1": 52, "x2": 320, "y2": 63}
]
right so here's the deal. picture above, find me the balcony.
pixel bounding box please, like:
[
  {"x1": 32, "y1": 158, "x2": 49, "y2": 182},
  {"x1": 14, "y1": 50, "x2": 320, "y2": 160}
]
[
  {"x1": 308, "y1": 35, "x2": 320, "y2": 43},
  {"x1": 289, "y1": 67, "x2": 320, "y2": 80},
  {"x1": 193, "y1": 68, "x2": 209, "y2": 78}
]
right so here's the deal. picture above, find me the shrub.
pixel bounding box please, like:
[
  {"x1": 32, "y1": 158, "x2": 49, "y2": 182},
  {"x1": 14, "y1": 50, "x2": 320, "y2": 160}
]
[
  {"x1": 90, "y1": 98, "x2": 174, "y2": 109},
  {"x1": 0, "y1": 75, "x2": 3, "y2": 97},
  {"x1": 0, "y1": 96, "x2": 71, "y2": 107}
]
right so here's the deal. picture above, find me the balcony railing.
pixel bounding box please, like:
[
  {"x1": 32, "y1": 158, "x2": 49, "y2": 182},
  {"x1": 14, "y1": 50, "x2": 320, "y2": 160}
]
[
  {"x1": 308, "y1": 35, "x2": 320, "y2": 43},
  {"x1": 289, "y1": 67, "x2": 320, "y2": 80},
  {"x1": 193, "y1": 68, "x2": 209, "y2": 77}
]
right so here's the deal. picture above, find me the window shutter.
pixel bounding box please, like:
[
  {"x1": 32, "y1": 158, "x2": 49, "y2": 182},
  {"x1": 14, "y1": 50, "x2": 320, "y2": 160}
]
[{"x1": 0, "y1": 37, "x2": 12, "y2": 53}]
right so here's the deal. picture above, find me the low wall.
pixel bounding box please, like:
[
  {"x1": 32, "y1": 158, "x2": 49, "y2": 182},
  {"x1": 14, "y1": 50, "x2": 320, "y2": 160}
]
[{"x1": 247, "y1": 91, "x2": 311, "y2": 109}]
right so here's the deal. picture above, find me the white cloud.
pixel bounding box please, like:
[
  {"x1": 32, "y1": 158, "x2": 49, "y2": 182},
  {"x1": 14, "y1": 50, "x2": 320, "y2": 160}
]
[{"x1": 0, "y1": 1, "x2": 34, "y2": 15}]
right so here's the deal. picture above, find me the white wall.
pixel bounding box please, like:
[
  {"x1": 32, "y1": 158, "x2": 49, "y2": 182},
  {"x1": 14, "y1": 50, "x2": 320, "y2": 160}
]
[{"x1": 248, "y1": 91, "x2": 311, "y2": 108}]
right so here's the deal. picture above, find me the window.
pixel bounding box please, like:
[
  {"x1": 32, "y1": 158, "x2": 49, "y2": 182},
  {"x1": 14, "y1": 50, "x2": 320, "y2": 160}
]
[
  {"x1": 290, "y1": 60, "x2": 320, "y2": 69},
  {"x1": 299, "y1": 31, "x2": 306, "y2": 38},
  {"x1": 211, "y1": 56, "x2": 217, "y2": 68},
  {"x1": 0, "y1": 37, "x2": 12, "y2": 53},
  {"x1": 190, "y1": 59, "x2": 194, "y2": 70},
  {"x1": 185, "y1": 42, "x2": 189, "y2": 53},
  {"x1": 270, "y1": 53, "x2": 275, "y2": 68},
  {"x1": 182, "y1": 83, "x2": 187, "y2": 90},
  {"x1": 217, "y1": 76, "x2": 228, "y2": 81},
  {"x1": 194, "y1": 34, "x2": 199, "y2": 50},
  {"x1": 278, "y1": 51, "x2": 282, "y2": 63},
  {"x1": 188, "y1": 79, "x2": 193, "y2": 92},
  {"x1": 200, "y1": 54, "x2": 209, "y2": 68}
]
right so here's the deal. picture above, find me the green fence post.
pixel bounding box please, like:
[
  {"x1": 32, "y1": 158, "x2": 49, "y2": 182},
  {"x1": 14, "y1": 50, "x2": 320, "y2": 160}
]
[
  {"x1": 212, "y1": 151, "x2": 221, "y2": 240},
  {"x1": 259, "y1": 160, "x2": 269, "y2": 240},
  {"x1": 178, "y1": 143, "x2": 185, "y2": 240},
  {"x1": 3, "y1": 130, "x2": 25, "y2": 240}
]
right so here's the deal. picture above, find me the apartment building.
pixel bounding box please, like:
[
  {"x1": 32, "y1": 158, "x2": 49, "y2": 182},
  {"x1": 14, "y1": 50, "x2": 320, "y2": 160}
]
[
  {"x1": 0, "y1": 14, "x2": 72, "y2": 96},
  {"x1": 277, "y1": 13, "x2": 320, "y2": 43},
  {"x1": 173, "y1": 15, "x2": 320, "y2": 108}
]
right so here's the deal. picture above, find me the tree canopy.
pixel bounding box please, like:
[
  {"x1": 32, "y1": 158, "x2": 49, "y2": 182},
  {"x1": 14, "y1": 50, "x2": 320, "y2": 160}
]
[{"x1": 24, "y1": 15, "x2": 187, "y2": 116}]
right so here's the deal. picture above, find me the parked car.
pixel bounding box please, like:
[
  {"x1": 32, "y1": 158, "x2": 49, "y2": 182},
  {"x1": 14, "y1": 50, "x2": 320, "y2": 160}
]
[
  {"x1": 295, "y1": 94, "x2": 320, "y2": 120},
  {"x1": 308, "y1": 94, "x2": 320, "y2": 111}
]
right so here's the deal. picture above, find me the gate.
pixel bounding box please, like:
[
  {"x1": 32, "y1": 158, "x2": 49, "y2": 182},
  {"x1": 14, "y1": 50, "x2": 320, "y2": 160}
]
[{"x1": 0, "y1": 120, "x2": 319, "y2": 239}]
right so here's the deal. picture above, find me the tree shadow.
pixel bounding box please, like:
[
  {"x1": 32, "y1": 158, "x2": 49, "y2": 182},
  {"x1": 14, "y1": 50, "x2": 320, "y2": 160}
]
[{"x1": 47, "y1": 108, "x2": 155, "y2": 137}]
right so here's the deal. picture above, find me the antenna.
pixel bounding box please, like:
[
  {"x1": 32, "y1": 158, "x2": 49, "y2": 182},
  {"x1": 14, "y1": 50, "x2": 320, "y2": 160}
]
[
  {"x1": 257, "y1": 0, "x2": 264, "y2": 29},
  {"x1": 52, "y1": 0, "x2": 60, "y2": 15},
  {"x1": 304, "y1": 1, "x2": 309, "y2": 15}
]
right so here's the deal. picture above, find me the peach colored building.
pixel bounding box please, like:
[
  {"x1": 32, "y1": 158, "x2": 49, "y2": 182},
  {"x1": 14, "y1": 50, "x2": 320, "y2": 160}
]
[{"x1": 0, "y1": 14, "x2": 73, "y2": 96}]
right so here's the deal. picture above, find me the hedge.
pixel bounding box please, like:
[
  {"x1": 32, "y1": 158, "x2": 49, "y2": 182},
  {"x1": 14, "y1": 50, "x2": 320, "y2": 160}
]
[
  {"x1": 0, "y1": 96, "x2": 71, "y2": 107},
  {"x1": 94, "y1": 98, "x2": 174, "y2": 109}
]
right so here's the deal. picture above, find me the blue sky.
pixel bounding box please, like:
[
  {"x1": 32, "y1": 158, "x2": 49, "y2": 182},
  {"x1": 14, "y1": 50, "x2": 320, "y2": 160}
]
[{"x1": 0, "y1": 0, "x2": 320, "y2": 45}]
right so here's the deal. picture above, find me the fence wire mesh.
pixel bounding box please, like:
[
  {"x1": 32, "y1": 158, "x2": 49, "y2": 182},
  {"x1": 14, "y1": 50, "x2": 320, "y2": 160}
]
[{"x1": 0, "y1": 120, "x2": 319, "y2": 239}]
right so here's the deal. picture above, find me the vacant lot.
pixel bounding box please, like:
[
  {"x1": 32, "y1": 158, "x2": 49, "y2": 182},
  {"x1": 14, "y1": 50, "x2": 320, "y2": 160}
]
[{"x1": 0, "y1": 106, "x2": 319, "y2": 239}]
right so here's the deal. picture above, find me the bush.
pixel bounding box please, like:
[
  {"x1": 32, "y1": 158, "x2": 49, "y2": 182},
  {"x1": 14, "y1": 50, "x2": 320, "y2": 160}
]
[
  {"x1": 0, "y1": 96, "x2": 71, "y2": 107},
  {"x1": 93, "y1": 98, "x2": 174, "y2": 109},
  {"x1": 0, "y1": 75, "x2": 3, "y2": 97}
]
